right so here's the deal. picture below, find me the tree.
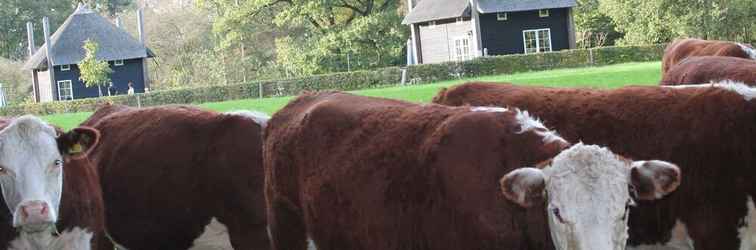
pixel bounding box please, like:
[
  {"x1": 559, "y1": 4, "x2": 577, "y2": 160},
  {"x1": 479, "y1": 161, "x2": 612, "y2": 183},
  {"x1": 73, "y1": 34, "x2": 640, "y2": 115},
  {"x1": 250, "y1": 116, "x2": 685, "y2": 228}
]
[
  {"x1": 200, "y1": 0, "x2": 408, "y2": 77},
  {"x1": 74, "y1": 0, "x2": 135, "y2": 17},
  {"x1": 598, "y1": 0, "x2": 755, "y2": 45},
  {"x1": 78, "y1": 40, "x2": 112, "y2": 97},
  {"x1": 0, "y1": 0, "x2": 75, "y2": 59},
  {"x1": 573, "y1": 0, "x2": 621, "y2": 48}
]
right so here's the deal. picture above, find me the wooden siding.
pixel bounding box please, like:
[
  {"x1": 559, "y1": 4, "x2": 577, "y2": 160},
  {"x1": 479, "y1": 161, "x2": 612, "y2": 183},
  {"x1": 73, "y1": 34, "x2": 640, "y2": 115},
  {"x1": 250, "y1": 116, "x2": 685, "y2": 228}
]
[
  {"x1": 50, "y1": 58, "x2": 146, "y2": 101},
  {"x1": 418, "y1": 19, "x2": 472, "y2": 64},
  {"x1": 479, "y1": 8, "x2": 571, "y2": 55},
  {"x1": 37, "y1": 70, "x2": 53, "y2": 102}
]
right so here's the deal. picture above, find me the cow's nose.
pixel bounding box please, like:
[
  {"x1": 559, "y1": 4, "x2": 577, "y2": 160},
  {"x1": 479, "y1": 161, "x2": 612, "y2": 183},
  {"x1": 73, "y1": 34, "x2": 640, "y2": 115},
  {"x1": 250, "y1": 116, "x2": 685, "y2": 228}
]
[{"x1": 19, "y1": 200, "x2": 50, "y2": 224}]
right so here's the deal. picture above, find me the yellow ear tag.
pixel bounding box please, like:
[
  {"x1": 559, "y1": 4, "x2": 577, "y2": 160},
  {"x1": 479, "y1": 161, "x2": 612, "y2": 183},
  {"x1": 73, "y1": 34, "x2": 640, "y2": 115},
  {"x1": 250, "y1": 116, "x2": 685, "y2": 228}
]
[{"x1": 69, "y1": 143, "x2": 84, "y2": 154}]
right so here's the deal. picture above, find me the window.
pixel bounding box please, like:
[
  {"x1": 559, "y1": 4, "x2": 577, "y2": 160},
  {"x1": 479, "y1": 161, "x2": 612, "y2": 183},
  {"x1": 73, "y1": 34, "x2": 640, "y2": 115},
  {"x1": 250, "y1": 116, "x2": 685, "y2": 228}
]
[
  {"x1": 539, "y1": 9, "x2": 550, "y2": 17},
  {"x1": 60, "y1": 64, "x2": 70, "y2": 71},
  {"x1": 456, "y1": 17, "x2": 464, "y2": 22},
  {"x1": 453, "y1": 36, "x2": 471, "y2": 61},
  {"x1": 114, "y1": 60, "x2": 124, "y2": 66},
  {"x1": 428, "y1": 21, "x2": 436, "y2": 26},
  {"x1": 522, "y1": 28, "x2": 552, "y2": 54},
  {"x1": 497, "y1": 12, "x2": 508, "y2": 21},
  {"x1": 57, "y1": 80, "x2": 73, "y2": 101}
]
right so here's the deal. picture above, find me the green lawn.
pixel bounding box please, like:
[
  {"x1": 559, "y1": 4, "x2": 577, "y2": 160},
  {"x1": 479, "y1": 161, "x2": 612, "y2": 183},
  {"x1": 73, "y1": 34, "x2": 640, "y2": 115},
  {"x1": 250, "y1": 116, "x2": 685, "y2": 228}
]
[{"x1": 44, "y1": 61, "x2": 662, "y2": 129}]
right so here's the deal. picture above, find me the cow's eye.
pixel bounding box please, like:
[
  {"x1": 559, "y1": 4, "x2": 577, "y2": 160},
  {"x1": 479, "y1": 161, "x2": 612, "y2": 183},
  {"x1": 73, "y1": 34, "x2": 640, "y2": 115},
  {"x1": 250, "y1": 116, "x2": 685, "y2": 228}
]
[
  {"x1": 53, "y1": 159, "x2": 63, "y2": 168},
  {"x1": 0, "y1": 166, "x2": 6, "y2": 174}
]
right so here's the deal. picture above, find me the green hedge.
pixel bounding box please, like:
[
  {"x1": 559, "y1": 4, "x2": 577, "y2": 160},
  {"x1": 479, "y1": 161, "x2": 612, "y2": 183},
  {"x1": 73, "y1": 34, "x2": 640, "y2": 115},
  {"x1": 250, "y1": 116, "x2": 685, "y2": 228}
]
[{"x1": 0, "y1": 44, "x2": 664, "y2": 116}]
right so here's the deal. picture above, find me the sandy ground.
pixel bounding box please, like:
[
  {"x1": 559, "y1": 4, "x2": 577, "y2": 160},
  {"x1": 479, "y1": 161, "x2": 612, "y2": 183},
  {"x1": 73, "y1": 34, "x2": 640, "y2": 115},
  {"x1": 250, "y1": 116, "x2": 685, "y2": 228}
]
[{"x1": 187, "y1": 218, "x2": 317, "y2": 250}]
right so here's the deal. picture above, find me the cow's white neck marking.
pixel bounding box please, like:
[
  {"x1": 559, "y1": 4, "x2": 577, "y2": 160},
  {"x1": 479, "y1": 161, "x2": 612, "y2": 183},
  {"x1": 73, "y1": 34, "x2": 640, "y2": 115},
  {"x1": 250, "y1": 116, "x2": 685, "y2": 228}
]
[
  {"x1": 738, "y1": 43, "x2": 756, "y2": 60},
  {"x1": 739, "y1": 196, "x2": 756, "y2": 250},
  {"x1": 627, "y1": 220, "x2": 694, "y2": 250},
  {"x1": 663, "y1": 80, "x2": 756, "y2": 101},
  {"x1": 189, "y1": 218, "x2": 232, "y2": 250},
  {"x1": 470, "y1": 107, "x2": 567, "y2": 144},
  {"x1": 225, "y1": 110, "x2": 270, "y2": 128}
]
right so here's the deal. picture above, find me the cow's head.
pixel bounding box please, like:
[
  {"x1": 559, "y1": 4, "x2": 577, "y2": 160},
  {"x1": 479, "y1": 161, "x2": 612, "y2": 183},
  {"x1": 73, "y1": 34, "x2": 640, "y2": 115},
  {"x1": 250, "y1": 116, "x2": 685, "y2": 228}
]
[
  {"x1": 0, "y1": 116, "x2": 99, "y2": 232},
  {"x1": 500, "y1": 143, "x2": 681, "y2": 250}
]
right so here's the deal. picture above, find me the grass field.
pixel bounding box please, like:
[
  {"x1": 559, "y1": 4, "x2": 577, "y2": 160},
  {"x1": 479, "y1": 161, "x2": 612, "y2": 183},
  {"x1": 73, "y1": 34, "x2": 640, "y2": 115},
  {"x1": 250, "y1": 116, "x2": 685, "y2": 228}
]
[{"x1": 43, "y1": 61, "x2": 662, "y2": 129}]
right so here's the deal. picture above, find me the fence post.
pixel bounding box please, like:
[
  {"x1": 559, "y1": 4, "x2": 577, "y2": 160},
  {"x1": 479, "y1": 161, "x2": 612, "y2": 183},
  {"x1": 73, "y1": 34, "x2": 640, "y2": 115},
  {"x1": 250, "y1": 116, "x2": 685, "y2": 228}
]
[
  {"x1": 136, "y1": 95, "x2": 142, "y2": 108},
  {"x1": 258, "y1": 82, "x2": 263, "y2": 99},
  {"x1": 589, "y1": 48, "x2": 595, "y2": 65}
]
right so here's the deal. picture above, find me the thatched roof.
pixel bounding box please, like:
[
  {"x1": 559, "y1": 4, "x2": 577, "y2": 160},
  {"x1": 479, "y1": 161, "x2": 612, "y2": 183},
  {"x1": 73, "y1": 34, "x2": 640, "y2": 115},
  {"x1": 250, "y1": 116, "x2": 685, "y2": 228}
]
[
  {"x1": 402, "y1": 0, "x2": 576, "y2": 24},
  {"x1": 24, "y1": 4, "x2": 154, "y2": 70}
]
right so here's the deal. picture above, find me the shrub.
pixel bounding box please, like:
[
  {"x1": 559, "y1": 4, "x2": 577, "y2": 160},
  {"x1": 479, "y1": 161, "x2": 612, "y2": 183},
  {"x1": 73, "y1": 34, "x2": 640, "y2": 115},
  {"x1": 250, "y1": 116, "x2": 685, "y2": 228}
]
[{"x1": 0, "y1": 44, "x2": 664, "y2": 116}]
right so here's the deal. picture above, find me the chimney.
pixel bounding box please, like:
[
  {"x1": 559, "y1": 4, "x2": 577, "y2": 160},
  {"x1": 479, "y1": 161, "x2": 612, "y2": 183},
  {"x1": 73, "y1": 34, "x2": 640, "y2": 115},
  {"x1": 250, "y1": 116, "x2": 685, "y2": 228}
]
[
  {"x1": 26, "y1": 22, "x2": 35, "y2": 57},
  {"x1": 137, "y1": 8, "x2": 145, "y2": 44},
  {"x1": 43, "y1": 17, "x2": 53, "y2": 65},
  {"x1": 115, "y1": 16, "x2": 122, "y2": 28}
]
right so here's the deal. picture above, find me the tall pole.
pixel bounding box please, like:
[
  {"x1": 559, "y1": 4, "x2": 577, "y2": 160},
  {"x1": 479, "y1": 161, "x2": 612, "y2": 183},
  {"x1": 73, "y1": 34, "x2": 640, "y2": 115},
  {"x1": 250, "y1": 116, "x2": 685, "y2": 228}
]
[
  {"x1": 43, "y1": 16, "x2": 56, "y2": 101},
  {"x1": 26, "y1": 22, "x2": 39, "y2": 102},
  {"x1": 137, "y1": 8, "x2": 150, "y2": 91}
]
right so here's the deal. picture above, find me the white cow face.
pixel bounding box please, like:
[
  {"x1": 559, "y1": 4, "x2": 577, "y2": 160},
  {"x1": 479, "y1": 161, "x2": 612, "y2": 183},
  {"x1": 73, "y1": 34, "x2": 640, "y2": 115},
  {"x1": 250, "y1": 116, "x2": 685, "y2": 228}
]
[
  {"x1": 0, "y1": 116, "x2": 99, "y2": 232},
  {"x1": 500, "y1": 144, "x2": 681, "y2": 250}
]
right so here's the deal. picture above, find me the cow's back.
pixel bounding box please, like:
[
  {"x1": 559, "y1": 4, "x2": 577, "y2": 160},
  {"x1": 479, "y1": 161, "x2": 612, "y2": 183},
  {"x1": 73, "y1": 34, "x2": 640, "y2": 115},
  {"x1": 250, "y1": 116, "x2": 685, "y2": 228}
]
[
  {"x1": 661, "y1": 56, "x2": 756, "y2": 86},
  {"x1": 90, "y1": 105, "x2": 268, "y2": 250},
  {"x1": 662, "y1": 39, "x2": 751, "y2": 73},
  {"x1": 433, "y1": 82, "x2": 756, "y2": 249},
  {"x1": 266, "y1": 91, "x2": 563, "y2": 250}
]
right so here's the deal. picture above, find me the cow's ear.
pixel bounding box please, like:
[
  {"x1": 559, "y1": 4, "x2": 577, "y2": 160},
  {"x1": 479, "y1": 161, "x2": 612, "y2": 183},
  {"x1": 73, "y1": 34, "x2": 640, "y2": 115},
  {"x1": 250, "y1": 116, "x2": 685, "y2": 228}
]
[
  {"x1": 500, "y1": 168, "x2": 546, "y2": 208},
  {"x1": 630, "y1": 160, "x2": 681, "y2": 200},
  {"x1": 57, "y1": 127, "x2": 100, "y2": 158}
]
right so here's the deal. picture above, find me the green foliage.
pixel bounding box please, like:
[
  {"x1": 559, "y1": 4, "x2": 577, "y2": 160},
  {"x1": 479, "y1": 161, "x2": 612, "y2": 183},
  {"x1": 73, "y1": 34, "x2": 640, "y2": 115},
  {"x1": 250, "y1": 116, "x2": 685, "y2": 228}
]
[
  {"x1": 74, "y1": 0, "x2": 134, "y2": 17},
  {"x1": 200, "y1": 0, "x2": 408, "y2": 77},
  {"x1": 599, "y1": 0, "x2": 755, "y2": 45},
  {"x1": 78, "y1": 40, "x2": 113, "y2": 96},
  {"x1": 0, "y1": 58, "x2": 32, "y2": 104},
  {"x1": 2, "y1": 44, "x2": 663, "y2": 116},
  {"x1": 574, "y1": 0, "x2": 621, "y2": 48},
  {"x1": 0, "y1": 0, "x2": 75, "y2": 59}
]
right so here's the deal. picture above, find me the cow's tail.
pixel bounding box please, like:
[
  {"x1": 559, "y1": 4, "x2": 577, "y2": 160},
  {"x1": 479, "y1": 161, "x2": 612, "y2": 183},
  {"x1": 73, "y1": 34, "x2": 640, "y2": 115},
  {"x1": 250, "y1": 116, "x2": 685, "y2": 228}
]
[{"x1": 224, "y1": 110, "x2": 270, "y2": 128}]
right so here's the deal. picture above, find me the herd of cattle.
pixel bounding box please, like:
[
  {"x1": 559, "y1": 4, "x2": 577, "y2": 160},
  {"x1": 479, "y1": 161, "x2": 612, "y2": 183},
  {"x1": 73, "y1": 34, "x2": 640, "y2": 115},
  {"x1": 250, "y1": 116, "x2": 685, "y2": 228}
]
[{"x1": 0, "y1": 37, "x2": 753, "y2": 250}]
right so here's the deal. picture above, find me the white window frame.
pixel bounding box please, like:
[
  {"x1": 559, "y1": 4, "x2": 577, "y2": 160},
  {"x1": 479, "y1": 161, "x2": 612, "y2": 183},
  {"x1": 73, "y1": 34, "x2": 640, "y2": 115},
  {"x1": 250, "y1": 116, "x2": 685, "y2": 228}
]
[
  {"x1": 452, "y1": 36, "x2": 471, "y2": 61},
  {"x1": 114, "y1": 60, "x2": 124, "y2": 66},
  {"x1": 456, "y1": 17, "x2": 464, "y2": 22},
  {"x1": 539, "y1": 9, "x2": 550, "y2": 17},
  {"x1": 522, "y1": 28, "x2": 553, "y2": 54},
  {"x1": 427, "y1": 21, "x2": 437, "y2": 27},
  {"x1": 56, "y1": 80, "x2": 74, "y2": 101},
  {"x1": 497, "y1": 12, "x2": 508, "y2": 21},
  {"x1": 60, "y1": 64, "x2": 70, "y2": 71}
]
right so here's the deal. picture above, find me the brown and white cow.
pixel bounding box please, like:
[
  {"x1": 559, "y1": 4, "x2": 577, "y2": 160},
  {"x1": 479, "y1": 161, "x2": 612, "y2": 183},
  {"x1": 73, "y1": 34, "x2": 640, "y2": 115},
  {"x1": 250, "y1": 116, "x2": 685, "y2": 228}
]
[
  {"x1": 264, "y1": 91, "x2": 681, "y2": 250},
  {"x1": 661, "y1": 56, "x2": 756, "y2": 86},
  {"x1": 81, "y1": 105, "x2": 270, "y2": 250},
  {"x1": 0, "y1": 116, "x2": 107, "y2": 249},
  {"x1": 433, "y1": 81, "x2": 756, "y2": 249},
  {"x1": 662, "y1": 38, "x2": 755, "y2": 73}
]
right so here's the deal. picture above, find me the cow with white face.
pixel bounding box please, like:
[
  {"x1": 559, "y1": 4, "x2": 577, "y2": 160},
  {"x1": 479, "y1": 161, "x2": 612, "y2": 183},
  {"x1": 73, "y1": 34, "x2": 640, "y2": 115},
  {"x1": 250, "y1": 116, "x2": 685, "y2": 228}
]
[
  {"x1": 501, "y1": 144, "x2": 681, "y2": 250},
  {"x1": 0, "y1": 115, "x2": 99, "y2": 244}
]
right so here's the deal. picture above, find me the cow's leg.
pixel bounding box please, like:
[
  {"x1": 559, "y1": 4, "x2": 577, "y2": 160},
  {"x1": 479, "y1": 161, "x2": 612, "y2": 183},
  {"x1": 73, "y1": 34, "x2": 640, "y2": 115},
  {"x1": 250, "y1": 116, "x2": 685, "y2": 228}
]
[
  {"x1": 216, "y1": 205, "x2": 270, "y2": 250},
  {"x1": 267, "y1": 198, "x2": 308, "y2": 250}
]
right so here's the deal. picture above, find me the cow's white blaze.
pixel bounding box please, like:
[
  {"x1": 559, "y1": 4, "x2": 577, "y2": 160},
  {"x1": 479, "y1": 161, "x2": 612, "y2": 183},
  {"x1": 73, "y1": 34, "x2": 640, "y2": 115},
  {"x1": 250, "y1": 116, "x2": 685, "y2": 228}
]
[
  {"x1": 471, "y1": 107, "x2": 567, "y2": 144},
  {"x1": 628, "y1": 220, "x2": 694, "y2": 250},
  {"x1": 225, "y1": 110, "x2": 270, "y2": 128},
  {"x1": 541, "y1": 144, "x2": 633, "y2": 250},
  {"x1": 0, "y1": 116, "x2": 63, "y2": 231},
  {"x1": 738, "y1": 43, "x2": 756, "y2": 60},
  {"x1": 663, "y1": 80, "x2": 756, "y2": 101},
  {"x1": 739, "y1": 196, "x2": 756, "y2": 250}
]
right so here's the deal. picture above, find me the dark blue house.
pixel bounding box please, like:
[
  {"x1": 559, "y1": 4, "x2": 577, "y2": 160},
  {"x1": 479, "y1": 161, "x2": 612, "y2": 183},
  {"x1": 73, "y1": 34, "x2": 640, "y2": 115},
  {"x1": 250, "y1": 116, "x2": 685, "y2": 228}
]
[
  {"x1": 402, "y1": 0, "x2": 577, "y2": 64},
  {"x1": 23, "y1": 4, "x2": 154, "y2": 102}
]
